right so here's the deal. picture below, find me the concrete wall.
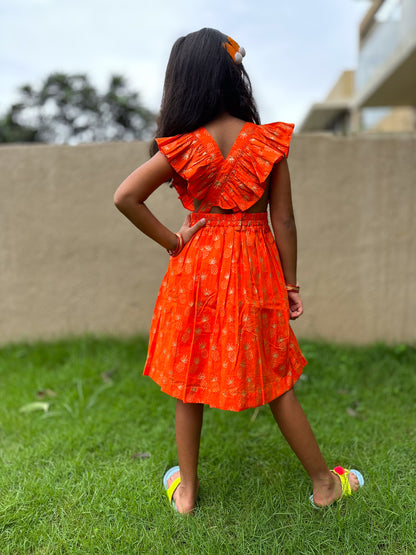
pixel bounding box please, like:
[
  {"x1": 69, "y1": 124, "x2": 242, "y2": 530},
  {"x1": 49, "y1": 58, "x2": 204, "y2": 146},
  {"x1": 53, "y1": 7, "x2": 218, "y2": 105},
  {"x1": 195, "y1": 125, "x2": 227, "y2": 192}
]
[
  {"x1": 1, "y1": 133, "x2": 415, "y2": 346},
  {"x1": 292, "y1": 132, "x2": 416, "y2": 344}
]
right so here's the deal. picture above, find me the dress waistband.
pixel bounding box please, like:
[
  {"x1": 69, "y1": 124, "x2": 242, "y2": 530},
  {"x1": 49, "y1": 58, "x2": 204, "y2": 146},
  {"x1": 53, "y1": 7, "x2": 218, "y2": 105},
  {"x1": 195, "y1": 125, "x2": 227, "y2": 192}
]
[{"x1": 189, "y1": 211, "x2": 268, "y2": 227}]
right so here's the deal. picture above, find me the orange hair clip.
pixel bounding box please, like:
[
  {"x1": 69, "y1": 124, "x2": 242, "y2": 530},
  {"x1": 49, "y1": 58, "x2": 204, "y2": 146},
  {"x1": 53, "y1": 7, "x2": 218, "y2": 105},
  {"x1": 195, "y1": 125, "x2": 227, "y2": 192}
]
[{"x1": 223, "y1": 36, "x2": 246, "y2": 64}]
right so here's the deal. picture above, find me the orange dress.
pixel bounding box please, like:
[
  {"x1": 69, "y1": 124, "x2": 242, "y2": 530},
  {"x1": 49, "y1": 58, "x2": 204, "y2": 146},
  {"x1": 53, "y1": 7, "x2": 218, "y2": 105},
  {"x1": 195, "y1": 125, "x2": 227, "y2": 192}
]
[{"x1": 143, "y1": 122, "x2": 307, "y2": 411}]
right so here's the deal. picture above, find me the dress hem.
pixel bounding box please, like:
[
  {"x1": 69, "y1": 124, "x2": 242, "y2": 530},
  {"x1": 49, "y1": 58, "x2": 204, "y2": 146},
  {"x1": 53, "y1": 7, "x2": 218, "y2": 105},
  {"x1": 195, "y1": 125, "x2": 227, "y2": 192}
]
[{"x1": 143, "y1": 358, "x2": 307, "y2": 412}]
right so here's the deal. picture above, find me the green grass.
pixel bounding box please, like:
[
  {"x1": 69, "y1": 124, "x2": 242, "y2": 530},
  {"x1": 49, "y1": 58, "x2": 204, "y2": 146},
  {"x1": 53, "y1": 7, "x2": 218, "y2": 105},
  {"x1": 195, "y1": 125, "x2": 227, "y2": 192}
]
[{"x1": 0, "y1": 336, "x2": 415, "y2": 554}]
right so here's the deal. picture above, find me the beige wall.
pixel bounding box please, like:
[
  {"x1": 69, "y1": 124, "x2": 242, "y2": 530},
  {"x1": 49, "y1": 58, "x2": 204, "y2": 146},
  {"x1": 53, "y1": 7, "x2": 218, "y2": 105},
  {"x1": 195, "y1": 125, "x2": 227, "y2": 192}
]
[{"x1": 1, "y1": 134, "x2": 415, "y2": 346}]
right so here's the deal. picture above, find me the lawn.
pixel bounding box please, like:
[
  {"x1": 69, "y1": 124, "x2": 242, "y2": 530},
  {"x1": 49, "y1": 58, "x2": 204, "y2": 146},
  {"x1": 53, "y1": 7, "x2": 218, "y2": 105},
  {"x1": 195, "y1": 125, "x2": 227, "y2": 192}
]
[{"x1": 0, "y1": 336, "x2": 415, "y2": 554}]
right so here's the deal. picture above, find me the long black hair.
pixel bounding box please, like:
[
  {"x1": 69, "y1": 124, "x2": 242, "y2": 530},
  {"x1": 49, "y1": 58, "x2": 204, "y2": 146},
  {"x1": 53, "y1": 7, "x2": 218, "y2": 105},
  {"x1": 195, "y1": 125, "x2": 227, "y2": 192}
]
[{"x1": 150, "y1": 28, "x2": 260, "y2": 155}]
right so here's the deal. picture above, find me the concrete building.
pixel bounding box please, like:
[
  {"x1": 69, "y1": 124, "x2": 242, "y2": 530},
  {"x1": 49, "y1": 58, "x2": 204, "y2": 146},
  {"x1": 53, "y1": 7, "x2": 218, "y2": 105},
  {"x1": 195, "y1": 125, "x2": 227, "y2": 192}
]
[{"x1": 300, "y1": 0, "x2": 416, "y2": 133}]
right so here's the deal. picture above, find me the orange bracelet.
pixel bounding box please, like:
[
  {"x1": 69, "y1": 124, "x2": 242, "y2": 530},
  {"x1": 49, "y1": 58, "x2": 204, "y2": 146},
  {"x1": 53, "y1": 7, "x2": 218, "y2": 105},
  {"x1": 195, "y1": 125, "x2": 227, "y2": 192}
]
[
  {"x1": 285, "y1": 283, "x2": 300, "y2": 292},
  {"x1": 167, "y1": 233, "x2": 184, "y2": 257}
]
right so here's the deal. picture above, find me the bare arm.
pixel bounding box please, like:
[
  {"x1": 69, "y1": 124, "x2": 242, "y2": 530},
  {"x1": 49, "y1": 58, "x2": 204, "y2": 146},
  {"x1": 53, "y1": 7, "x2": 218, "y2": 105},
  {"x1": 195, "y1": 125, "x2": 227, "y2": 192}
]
[
  {"x1": 269, "y1": 157, "x2": 303, "y2": 319},
  {"x1": 114, "y1": 152, "x2": 205, "y2": 251}
]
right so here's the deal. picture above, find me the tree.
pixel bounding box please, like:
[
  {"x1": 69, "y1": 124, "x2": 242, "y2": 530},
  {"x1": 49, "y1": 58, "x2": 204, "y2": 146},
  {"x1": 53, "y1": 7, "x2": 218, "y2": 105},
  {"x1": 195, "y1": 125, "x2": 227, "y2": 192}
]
[{"x1": 0, "y1": 73, "x2": 157, "y2": 144}]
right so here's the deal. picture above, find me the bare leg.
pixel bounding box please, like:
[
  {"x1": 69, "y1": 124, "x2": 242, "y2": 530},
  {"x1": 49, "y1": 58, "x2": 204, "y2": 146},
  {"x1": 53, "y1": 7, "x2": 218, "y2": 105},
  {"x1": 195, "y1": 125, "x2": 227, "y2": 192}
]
[
  {"x1": 269, "y1": 388, "x2": 359, "y2": 506},
  {"x1": 166, "y1": 400, "x2": 204, "y2": 513}
]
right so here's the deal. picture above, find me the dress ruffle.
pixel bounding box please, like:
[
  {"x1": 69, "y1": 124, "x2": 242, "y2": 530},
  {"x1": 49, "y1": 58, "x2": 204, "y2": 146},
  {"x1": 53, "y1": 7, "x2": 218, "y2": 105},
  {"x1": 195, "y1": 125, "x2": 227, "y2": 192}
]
[
  {"x1": 156, "y1": 133, "x2": 216, "y2": 211},
  {"x1": 244, "y1": 122, "x2": 294, "y2": 183},
  {"x1": 156, "y1": 122, "x2": 294, "y2": 212}
]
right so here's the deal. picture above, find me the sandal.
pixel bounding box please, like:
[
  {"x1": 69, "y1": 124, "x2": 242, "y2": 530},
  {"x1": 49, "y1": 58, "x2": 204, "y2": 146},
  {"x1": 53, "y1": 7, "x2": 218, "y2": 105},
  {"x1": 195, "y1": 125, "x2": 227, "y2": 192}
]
[
  {"x1": 163, "y1": 466, "x2": 181, "y2": 512},
  {"x1": 309, "y1": 466, "x2": 364, "y2": 508}
]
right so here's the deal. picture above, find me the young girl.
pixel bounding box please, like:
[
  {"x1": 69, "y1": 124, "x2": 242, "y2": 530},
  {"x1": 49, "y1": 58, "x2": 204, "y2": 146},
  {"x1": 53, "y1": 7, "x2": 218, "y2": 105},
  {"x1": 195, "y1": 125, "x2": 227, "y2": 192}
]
[{"x1": 114, "y1": 28, "x2": 363, "y2": 514}]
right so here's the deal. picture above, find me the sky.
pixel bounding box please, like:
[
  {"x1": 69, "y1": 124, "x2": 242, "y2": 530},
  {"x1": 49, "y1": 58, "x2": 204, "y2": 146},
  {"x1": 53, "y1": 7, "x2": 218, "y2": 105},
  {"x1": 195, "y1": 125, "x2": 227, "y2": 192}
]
[{"x1": 0, "y1": 0, "x2": 372, "y2": 130}]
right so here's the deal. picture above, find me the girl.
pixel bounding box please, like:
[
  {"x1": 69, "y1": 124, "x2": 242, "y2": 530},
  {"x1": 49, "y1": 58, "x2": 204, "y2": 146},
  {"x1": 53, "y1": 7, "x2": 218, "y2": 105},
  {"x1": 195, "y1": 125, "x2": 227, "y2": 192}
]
[{"x1": 114, "y1": 28, "x2": 363, "y2": 514}]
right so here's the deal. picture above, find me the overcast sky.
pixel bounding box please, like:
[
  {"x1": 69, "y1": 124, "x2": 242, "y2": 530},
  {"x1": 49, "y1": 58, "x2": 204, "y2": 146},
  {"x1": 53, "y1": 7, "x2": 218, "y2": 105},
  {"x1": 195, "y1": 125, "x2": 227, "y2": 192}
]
[{"x1": 0, "y1": 0, "x2": 371, "y2": 129}]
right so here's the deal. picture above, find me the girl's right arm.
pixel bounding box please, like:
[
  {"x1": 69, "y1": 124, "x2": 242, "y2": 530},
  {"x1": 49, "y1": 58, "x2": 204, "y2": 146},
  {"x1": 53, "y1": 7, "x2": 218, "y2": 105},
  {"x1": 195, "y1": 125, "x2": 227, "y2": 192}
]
[
  {"x1": 269, "y1": 157, "x2": 303, "y2": 320},
  {"x1": 114, "y1": 152, "x2": 205, "y2": 251}
]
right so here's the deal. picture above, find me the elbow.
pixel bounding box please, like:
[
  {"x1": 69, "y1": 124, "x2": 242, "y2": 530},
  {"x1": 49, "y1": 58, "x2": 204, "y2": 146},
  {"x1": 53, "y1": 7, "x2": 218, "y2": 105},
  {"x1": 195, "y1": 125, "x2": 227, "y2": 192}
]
[
  {"x1": 272, "y1": 214, "x2": 296, "y2": 231},
  {"x1": 113, "y1": 188, "x2": 133, "y2": 211},
  {"x1": 113, "y1": 189, "x2": 145, "y2": 213},
  {"x1": 113, "y1": 190, "x2": 124, "y2": 210},
  {"x1": 281, "y1": 216, "x2": 296, "y2": 231}
]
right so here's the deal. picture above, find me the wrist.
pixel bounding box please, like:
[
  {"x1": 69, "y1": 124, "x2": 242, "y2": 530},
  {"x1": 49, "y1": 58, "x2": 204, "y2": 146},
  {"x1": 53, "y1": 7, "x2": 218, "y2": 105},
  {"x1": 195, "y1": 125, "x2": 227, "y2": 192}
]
[
  {"x1": 167, "y1": 232, "x2": 184, "y2": 256},
  {"x1": 285, "y1": 282, "x2": 300, "y2": 293},
  {"x1": 168, "y1": 233, "x2": 179, "y2": 251}
]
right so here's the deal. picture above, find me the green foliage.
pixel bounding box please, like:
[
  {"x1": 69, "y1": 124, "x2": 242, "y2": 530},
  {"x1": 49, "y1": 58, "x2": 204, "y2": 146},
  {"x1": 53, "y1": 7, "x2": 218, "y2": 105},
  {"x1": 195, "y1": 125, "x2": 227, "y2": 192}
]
[
  {"x1": 0, "y1": 336, "x2": 415, "y2": 553},
  {"x1": 0, "y1": 73, "x2": 156, "y2": 144}
]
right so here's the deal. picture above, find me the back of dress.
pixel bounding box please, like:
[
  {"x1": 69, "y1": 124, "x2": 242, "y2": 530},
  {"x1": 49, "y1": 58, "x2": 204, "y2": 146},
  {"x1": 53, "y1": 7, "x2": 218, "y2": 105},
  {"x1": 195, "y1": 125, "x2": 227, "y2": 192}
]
[
  {"x1": 143, "y1": 121, "x2": 306, "y2": 412},
  {"x1": 156, "y1": 122, "x2": 294, "y2": 213}
]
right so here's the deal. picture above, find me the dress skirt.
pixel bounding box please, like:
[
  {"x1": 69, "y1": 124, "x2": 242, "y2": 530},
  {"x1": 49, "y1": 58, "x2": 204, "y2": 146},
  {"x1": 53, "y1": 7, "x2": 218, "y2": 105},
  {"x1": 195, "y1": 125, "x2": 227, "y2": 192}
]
[{"x1": 143, "y1": 211, "x2": 307, "y2": 411}]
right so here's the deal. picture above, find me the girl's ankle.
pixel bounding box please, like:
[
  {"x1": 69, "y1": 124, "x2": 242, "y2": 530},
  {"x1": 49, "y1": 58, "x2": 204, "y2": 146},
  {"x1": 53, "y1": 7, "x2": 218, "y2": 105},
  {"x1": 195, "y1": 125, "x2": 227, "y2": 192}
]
[
  {"x1": 311, "y1": 470, "x2": 335, "y2": 487},
  {"x1": 180, "y1": 476, "x2": 199, "y2": 492},
  {"x1": 312, "y1": 472, "x2": 341, "y2": 495}
]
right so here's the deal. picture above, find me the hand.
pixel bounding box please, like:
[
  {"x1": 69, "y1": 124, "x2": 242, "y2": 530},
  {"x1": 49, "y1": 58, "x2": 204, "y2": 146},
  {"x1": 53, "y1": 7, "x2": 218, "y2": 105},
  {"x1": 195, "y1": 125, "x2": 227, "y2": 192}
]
[
  {"x1": 177, "y1": 214, "x2": 206, "y2": 246},
  {"x1": 287, "y1": 291, "x2": 303, "y2": 320}
]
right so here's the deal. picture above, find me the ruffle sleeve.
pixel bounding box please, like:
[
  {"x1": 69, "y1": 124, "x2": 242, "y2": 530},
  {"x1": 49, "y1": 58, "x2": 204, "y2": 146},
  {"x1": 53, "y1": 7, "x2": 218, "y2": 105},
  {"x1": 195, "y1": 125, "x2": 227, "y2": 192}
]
[
  {"x1": 156, "y1": 133, "x2": 218, "y2": 211},
  {"x1": 242, "y1": 121, "x2": 294, "y2": 183},
  {"x1": 200, "y1": 121, "x2": 294, "y2": 212}
]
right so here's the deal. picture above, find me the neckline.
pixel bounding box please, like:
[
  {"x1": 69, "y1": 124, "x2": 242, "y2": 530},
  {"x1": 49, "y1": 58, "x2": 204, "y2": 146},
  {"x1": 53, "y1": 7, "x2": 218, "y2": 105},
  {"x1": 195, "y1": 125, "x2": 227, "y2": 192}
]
[{"x1": 200, "y1": 121, "x2": 252, "y2": 161}]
